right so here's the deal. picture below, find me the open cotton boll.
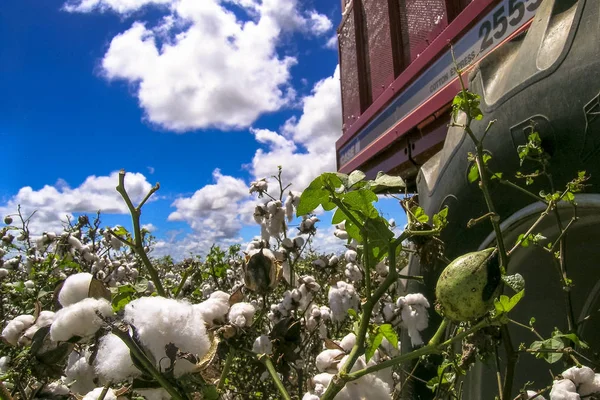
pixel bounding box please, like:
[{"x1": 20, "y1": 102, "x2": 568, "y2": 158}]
[
  {"x1": 124, "y1": 296, "x2": 210, "y2": 377},
  {"x1": 58, "y1": 272, "x2": 93, "y2": 307},
  {"x1": 82, "y1": 387, "x2": 117, "y2": 400},
  {"x1": 526, "y1": 391, "x2": 547, "y2": 399},
  {"x1": 228, "y1": 302, "x2": 256, "y2": 327},
  {"x1": 579, "y1": 373, "x2": 600, "y2": 396},
  {"x1": 328, "y1": 281, "x2": 359, "y2": 322},
  {"x1": 94, "y1": 333, "x2": 140, "y2": 382},
  {"x1": 0, "y1": 356, "x2": 10, "y2": 373},
  {"x1": 550, "y1": 379, "x2": 579, "y2": 400},
  {"x1": 339, "y1": 333, "x2": 356, "y2": 352},
  {"x1": 397, "y1": 293, "x2": 430, "y2": 347},
  {"x1": 40, "y1": 381, "x2": 70, "y2": 396},
  {"x1": 316, "y1": 349, "x2": 344, "y2": 373},
  {"x1": 302, "y1": 394, "x2": 320, "y2": 400},
  {"x1": 19, "y1": 310, "x2": 55, "y2": 345},
  {"x1": 2, "y1": 314, "x2": 35, "y2": 346},
  {"x1": 135, "y1": 388, "x2": 170, "y2": 400},
  {"x1": 562, "y1": 365, "x2": 595, "y2": 385},
  {"x1": 252, "y1": 334, "x2": 273, "y2": 355},
  {"x1": 194, "y1": 291, "x2": 230, "y2": 327},
  {"x1": 65, "y1": 349, "x2": 96, "y2": 395},
  {"x1": 50, "y1": 298, "x2": 113, "y2": 342}
]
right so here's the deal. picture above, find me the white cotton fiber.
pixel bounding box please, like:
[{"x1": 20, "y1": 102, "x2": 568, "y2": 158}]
[
  {"x1": 40, "y1": 381, "x2": 70, "y2": 396},
  {"x1": 550, "y1": 379, "x2": 579, "y2": 400},
  {"x1": 228, "y1": 302, "x2": 256, "y2": 327},
  {"x1": 2, "y1": 314, "x2": 35, "y2": 346},
  {"x1": 0, "y1": 356, "x2": 10, "y2": 373},
  {"x1": 50, "y1": 298, "x2": 113, "y2": 342},
  {"x1": 579, "y1": 373, "x2": 600, "y2": 396},
  {"x1": 316, "y1": 349, "x2": 344, "y2": 373},
  {"x1": 58, "y1": 272, "x2": 93, "y2": 307},
  {"x1": 65, "y1": 349, "x2": 96, "y2": 395},
  {"x1": 135, "y1": 388, "x2": 170, "y2": 400},
  {"x1": 562, "y1": 365, "x2": 595, "y2": 385},
  {"x1": 124, "y1": 296, "x2": 210, "y2": 377},
  {"x1": 252, "y1": 334, "x2": 273, "y2": 355},
  {"x1": 94, "y1": 333, "x2": 140, "y2": 382},
  {"x1": 193, "y1": 291, "x2": 230, "y2": 327},
  {"x1": 19, "y1": 310, "x2": 55, "y2": 345},
  {"x1": 526, "y1": 390, "x2": 547, "y2": 399},
  {"x1": 339, "y1": 333, "x2": 356, "y2": 352},
  {"x1": 328, "y1": 281, "x2": 359, "y2": 322},
  {"x1": 82, "y1": 387, "x2": 117, "y2": 400}
]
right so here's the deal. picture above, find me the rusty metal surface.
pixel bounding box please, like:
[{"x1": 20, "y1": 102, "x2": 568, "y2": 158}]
[
  {"x1": 364, "y1": 0, "x2": 396, "y2": 102},
  {"x1": 339, "y1": 7, "x2": 362, "y2": 132},
  {"x1": 398, "y1": 0, "x2": 449, "y2": 61}
]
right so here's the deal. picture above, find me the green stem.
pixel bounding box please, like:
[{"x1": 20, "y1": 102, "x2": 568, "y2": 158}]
[
  {"x1": 115, "y1": 170, "x2": 166, "y2": 297},
  {"x1": 111, "y1": 326, "x2": 186, "y2": 400},
  {"x1": 363, "y1": 232, "x2": 372, "y2": 300},
  {"x1": 261, "y1": 355, "x2": 292, "y2": 400},
  {"x1": 428, "y1": 318, "x2": 449, "y2": 346},
  {"x1": 217, "y1": 348, "x2": 235, "y2": 392}
]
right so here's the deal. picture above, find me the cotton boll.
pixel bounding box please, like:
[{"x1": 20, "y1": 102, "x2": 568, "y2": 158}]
[
  {"x1": 579, "y1": 373, "x2": 600, "y2": 396},
  {"x1": 194, "y1": 291, "x2": 230, "y2": 327},
  {"x1": 19, "y1": 310, "x2": 55, "y2": 345},
  {"x1": 58, "y1": 272, "x2": 93, "y2": 307},
  {"x1": 313, "y1": 259, "x2": 326, "y2": 268},
  {"x1": 345, "y1": 249, "x2": 357, "y2": 263},
  {"x1": 24, "y1": 280, "x2": 34, "y2": 289},
  {"x1": 320, "y1": 306, "x2": 331, "y2": 321},
  {"x1": 396, "y1": 293, "x2": 430, "y2": 347},
  {"x1": 65, "y1": 349, "x2": 96, "y2": 395},
  {"x1": 67, "y1": 236, "x2": 84, "y2": 251},
  {"x1": 124, "y1": 296, "x2": 210, "y2": 377},
  {"x1": 339, "y1": 333, "x2": 356, "y2": 352},
  {"x1": 328, "y1": 281, "x2": 359, "y2": 322},
  {"x1": 2, "y1": 314, "x2": 35, "y2": 346},
  {"x1": 316, "y1": 349, "x2": 344, "y2": 373},
  {"x1": 252, "y1": 334, "x2": 273, "y2": 355},
  {"x1": 228, "y1": 302, "x2": 256, "y2": 327},
  {"x1": 94, "y1": 333, "x2": 140, "y2": 382},
  {"x1": 0, "y1": 268, "x2": 8, "y2": 278},
  {"x1": 550, "y1": 379, "x2": 579, "y2": 400},
  {"x1": 135, "y1": 388, "x2": 170, "y2": 400},
  {"x1": 40, "y1": 381, "x2": 70, "y2": 396},
  {"x1": 302, "y1": 394, "x2": 320, "y2": 400},
  {"x1": 562, "y1": 366, "x2": 595, "y2": 385},
  {"x1": 526, "y1": 391, "x2": 547, "y2": 399},
  {"x1": 0, "y1": 356, "x2": 10, "y2": 373},
  {"x1": 334, "y1": 229, "x2": 348, "y2": 240},
  {"x1": 328, "y1": 255, "x2": 339, "y2": 266},
  {"x1": 82, "y1": 387, "x2": 117, "y2": 400},
  {"x1": 50, "y1": 298, "x2": 113, "y2": 342}
]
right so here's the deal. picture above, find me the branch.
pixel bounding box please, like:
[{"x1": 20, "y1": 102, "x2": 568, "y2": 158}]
[
  {"x1": 115, "y1": 170, "x2": 166, "y2": 297},
  {"x1": 260, "y1": 355, "x2": 292, "y2": 400}
]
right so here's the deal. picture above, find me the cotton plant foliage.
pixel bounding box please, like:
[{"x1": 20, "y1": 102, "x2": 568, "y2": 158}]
[{"x1": 0, "y1": 163, "x2": 598, "y2": 400}]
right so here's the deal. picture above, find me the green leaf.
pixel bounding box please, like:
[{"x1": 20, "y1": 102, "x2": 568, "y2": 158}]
[
  {"x1": 347, "y1": 308, "x2": 358, "y2": 319},
  {"x1": 433, "y1": 207, "x2": 449, "y2": 230},
  {"x1": 529, "y1": 338, "x2": 564, "y2": 363},
  {"x1": 365, "y1": 330, "x2": 384, "y2": 362},
  {"x1": 516, "y1": 233, "x2": 530, "y2": 248},
  {"x1": 379, "y1": 324, "x2": 398, "y2": 349},
  {"x1": 341, "y1": 190, "x2": 378, "y2": 218},
  {"x1": 468, "y1": 164, "x2": 479, "y2": 183},
  {"x1": 494, "y1": 290, "x2": 525, "y2": 314},
  {"x1": 297, "y1": 176, "x2": 328, "y2": 216},
  {"x1": 413, "y1": 207, "x2": 429, "y2": 224},
  {"x1": 502, "y1": 273, "x2": 525, "y2": 293},
  {"x1": 112, "y1": 226, "x2": 128, "y2": 236},
  {"x1": 347, "y1": 171, "x2": 366, "y2": 188},
  {"x1": 331, "y1": 208, "x2": 346, "y2": 224},
  {"x1": 368, "y1": 172, "x2": 406, "y2": 193},
  {"x1": 553, "y1": 332, "x2": 589, "y2": 349},
  {"x1": 364, "y1": 217, "x2": 394, "y2": 260}
]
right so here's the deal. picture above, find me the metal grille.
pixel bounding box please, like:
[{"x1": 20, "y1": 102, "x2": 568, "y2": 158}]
[
  {"x1": 364, "y1": 0, "x2": 395, "y2": 102},
  {"x1": 339, "y1": 9, "x2": 361, "y2": 131},
  {"x1": 398, "y1": 0, "x2": 448, "y2": 62}
]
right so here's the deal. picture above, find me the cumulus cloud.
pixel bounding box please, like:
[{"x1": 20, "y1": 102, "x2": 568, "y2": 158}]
[
  {"x1": 64, "y1": 0, "x2": 332, "y2": 131},
  {"x1": 250, "y1": 65, "x2": 342, "y2": 191},
  {"x1": 0, "y1": 171, "x2": 153, "y2": 234},
  {"x1": 168, "y1": 169, "x2": 250, "y2": 238}
]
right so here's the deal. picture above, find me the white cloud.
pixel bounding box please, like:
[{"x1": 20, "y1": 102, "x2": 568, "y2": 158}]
[
  {"x1": 251, "y1": 65, "x2": 342, "y2": 191},
  {"x1": 65, "y1": 0, "x2": 332, "y2": 132},
  {"x1": 142, "y1": 223, "x2": 157, "y2": 232},
  {"x1": 0, "y1": 172, "x2": 153, "y2": 235},
  {"x1": 63, "y1": 0, "x2": 170, "y2": 13},
  {"x1": 168, "y1": 169, "x2": 250, "y2": 237},
  {"x1": 325, "y1": 34, "x2": 338, "y2": 50}
]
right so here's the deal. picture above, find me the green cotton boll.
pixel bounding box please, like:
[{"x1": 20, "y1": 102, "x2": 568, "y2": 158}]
[{"x1": 435, "y1": 248, "x2": 501, "y2": 322}]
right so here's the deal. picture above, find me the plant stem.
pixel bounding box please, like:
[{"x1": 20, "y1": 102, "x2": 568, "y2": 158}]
[
  {"x1": 217, "y1": 348, "x2": 235, "y2": 392},
  {"x1": 363, "y1": 232, "x2": 372, "y2": 300},
  {"x1": 115, "y1": 170, "x2": 166, "y2": 297},
  {"x1": 111, "y1": 326, "x2": 186, "y2": 400},
  {"x1": 260, "y1": 355, "x2": 292, "y2": 400},
  {"x1": 428, "y1": 318, "x2": 449, "y2": 346}
]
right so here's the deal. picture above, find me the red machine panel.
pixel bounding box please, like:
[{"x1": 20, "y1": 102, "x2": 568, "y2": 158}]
[
  {"x1": 339, "y1": 7, "x2": 362, "y2": 132},
  {"x1": 398, "y1": 0, "x2": 449, "y2": 61},
  {"x1": 364, "y1": 0, "x2": 396, "y2": 102}
]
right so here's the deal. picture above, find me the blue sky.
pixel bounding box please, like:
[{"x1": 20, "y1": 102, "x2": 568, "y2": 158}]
[{"x1": 1, "y1": 0, "x2": 405, "y2": 258}]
